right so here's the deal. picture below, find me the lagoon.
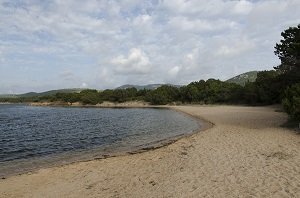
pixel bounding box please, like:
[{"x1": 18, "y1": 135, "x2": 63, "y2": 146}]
[{"x1": 0, "y1": 104, "x2": 200, "y2": 177}]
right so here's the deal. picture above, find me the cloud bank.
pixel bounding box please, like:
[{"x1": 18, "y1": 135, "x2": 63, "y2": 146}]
[{"x1": 0, "y1": 0, "x2": 299, "y2": 93}]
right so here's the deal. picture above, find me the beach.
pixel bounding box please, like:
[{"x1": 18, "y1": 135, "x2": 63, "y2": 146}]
[{"x1": 0, "y1": 105, "x2": 299, "y2": 197}]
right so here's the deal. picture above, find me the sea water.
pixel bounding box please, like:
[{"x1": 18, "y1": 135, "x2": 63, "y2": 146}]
[{"x1": 0, "y1": 104, "x2": 201, "y2": 177}]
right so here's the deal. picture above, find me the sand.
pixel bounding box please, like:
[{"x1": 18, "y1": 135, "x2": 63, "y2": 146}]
[{"x1": 0, "y1": 105, "x2": 299, "y2": 198}]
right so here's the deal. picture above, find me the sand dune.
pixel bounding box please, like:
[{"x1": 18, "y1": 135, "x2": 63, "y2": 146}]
[{"x1": 0, "y1": 105, "x2": 299, "y2": 197}]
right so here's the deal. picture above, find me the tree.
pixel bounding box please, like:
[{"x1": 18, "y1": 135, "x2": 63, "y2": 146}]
[
  {"x1": 145, "y1": 85, "x2": 179, "y2": 105},
  {"x1": 274, "y1": 25, "x2": 300, "y2": 122},
  {"x1": 255, "y1": 70, "x2": 281, "y2": 104},
  {"x1": 79, "y1": 89, "x2": 101, "y2": 105},
  {"x1": 274, "y1": 24, "x2": 300, "y2": 84},
  {"x1": 282, "y1": 83, "x2": 300, "y2": 122}
]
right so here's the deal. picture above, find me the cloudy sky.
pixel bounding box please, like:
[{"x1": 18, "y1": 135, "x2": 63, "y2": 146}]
[{"x1": 0, "y1": 0, "x2": 299, "y2": 94}]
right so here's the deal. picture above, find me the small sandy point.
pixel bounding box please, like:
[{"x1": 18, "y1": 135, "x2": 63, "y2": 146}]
[{"x1": 0, "y1": 105, "x2": 299, "y2": 198}]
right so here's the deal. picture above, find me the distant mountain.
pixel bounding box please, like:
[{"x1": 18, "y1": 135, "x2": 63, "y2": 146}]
[
  {"x1": 18, "y1": 88, "x2": 84, "y2": 97},
  {"x1": 116, "y1": 84, "x2": 181, "y2": 90},
  {"x1": 226, "y1": 71, "x2": 258, "y2": 86},
  {"x1": 0, "y1": 94, "x2": 18, "y2": 98},
  {"x1": 1, "y1": 73, "x2": 260, "y2": 98}
]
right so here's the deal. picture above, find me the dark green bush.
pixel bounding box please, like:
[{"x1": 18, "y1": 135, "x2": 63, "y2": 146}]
[{"x1": 282, "y1": 83, "x2": 300, "y2": 121}]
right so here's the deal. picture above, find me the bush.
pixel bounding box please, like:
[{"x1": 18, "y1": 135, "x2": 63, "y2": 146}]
[
  {"x1": 282, "y1": 83, "x2": 300, "y2": 121},
  {"x1": 79, "y1": 89, "x2": 101, "y2": 105},
  {"x1": 145, "y1": 85, "x2": 179, "y2": 105}
]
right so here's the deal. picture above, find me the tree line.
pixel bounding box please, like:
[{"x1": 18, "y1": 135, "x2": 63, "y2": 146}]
[
  {"x1": 1, "y1": 25, "x2": 299, "y2": 121},
  {"x1": 0, "y1": 71, "x2": 296, "y2": 107}
]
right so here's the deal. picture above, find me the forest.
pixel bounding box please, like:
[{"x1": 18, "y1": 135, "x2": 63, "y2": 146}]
[{"x1": 1, "y1": 25, "x2": 299, "y2": 121}]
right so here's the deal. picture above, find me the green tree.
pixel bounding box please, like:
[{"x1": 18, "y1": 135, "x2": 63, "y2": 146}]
[
  {"x1": 282, "y1": 83, "x2": 300, "y2": 121},
  {"x1": 274, "y1": 24, "x2": 300, "y2": 84},
  {"x1": 203, "y1": 79, "x2": 222, "y2": 103},
  {"x1": 274, "y1": 25, "x2": 300, "y2": 120},
  {"x1": 180, "y1": 85, "x2": 200, "y2": 103},
  {"x1": 79, "y1": 89, "x2": 101, "y2": 105},
  {"x1": 255, "y1": 70, "x2": 281, "y2": 104},
  {"x1": 99, "y1": 89, "x2": 114, "y2": 101},
  {"x1": 243, "y1": 82, "x2": 258, "y2": 104},
  {"x1": 136, "y1": 88, "x2": 150, "y2": 100},
  {"x1": 145, "y1": 85, "x2": 179, "y2": 105}
]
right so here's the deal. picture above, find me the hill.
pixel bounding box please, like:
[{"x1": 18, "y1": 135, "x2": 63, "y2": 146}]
[
  {"x1": 116, "y1": 84, "x2": 180, "y2": 90},
  {"x1": 226, "y1": 71, "x2": 258, "y2": 86},
  {"x1": 19, "y1": 88, "x2": 84, "y2": 97},
  {"x1": 0, "y1": 94, "x2": 18, "y2": 98}
]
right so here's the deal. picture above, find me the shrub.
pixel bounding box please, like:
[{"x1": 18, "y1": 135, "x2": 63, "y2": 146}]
[{"x1": 282, "y1": 83, "x2": 300, "y2": 121}]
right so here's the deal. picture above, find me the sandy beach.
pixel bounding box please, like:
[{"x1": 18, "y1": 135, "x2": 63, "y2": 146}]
[{"x1": 0, "y1": 105, "x2": 299, "y2": 197}]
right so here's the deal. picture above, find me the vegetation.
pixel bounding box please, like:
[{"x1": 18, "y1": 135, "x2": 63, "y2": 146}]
[
  {"x1": 274, "y1": 24, "x2": 300, "y2": 121},
  {"x1": 226, "y1": 71, "x2": 258, "y2": 86},
  {"x1": 1, "y1": 25, "x2": 299, "y2": 122},
  {"x1": 146, "y1": 85, "x2": 180, "y2": 105},
  {"x1": 0, "y1": 78, "x2": 267, "y2": 105},
  {"x1": 116, "y1": 84, "x2": 180, "y2": 90},
  {"x1": 282, "y1": 83, "x2": 300, "y2": 121},
  {"x1": 274, "y1": 24, "x2": 300, "y2": 83},
  {"x1": 18, "y1": 88, "x2": 84, "y2": 97}
]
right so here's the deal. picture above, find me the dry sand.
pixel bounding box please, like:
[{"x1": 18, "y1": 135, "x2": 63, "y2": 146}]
[{"x1": 0, "y1": 105, "x2": 299, "y2": 198}]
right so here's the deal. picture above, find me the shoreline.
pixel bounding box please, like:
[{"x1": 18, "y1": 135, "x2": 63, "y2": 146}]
[
  {"x1": 0, "y1": 104, "x2": 211, "y2": 179},
  {"x1": 1, "y1": 105, "x2": 299, "y2": 197},
  {"x1": 29, "y1": 101, "x2": 152, "y2": 108}
]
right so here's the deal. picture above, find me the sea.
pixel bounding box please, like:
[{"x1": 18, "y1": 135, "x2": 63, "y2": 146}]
[{"x1": 0, "y1": 104, "x2": 201, "y2": 177}]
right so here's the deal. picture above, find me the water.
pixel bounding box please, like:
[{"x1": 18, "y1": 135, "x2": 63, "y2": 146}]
[{"x1": 0, "y1": 104, "x2": 201, "y2": 177}]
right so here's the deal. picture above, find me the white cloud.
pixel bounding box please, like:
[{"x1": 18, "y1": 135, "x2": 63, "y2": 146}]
[
  {"x1": 59, "y1": 70, "x2": 76, "y2": 81},
  {"x1": 0, "y1": 0, "x2": 300, "y2": 93},
  {"x1": 168, "y1": 17, "x2": 238, "y2": 33},
  {"x1": 80, "y1": 82, "x2": 88, "y2": 88},
  {"x1": 168, "y1": 66, "x2": 181, "y2": 77},
  {"x1": 0, "y1": 50, "x2": 4, "y2": 63},
  {"x1": 233, "y1": 0, "x2": 253, "y2": 15},
  {"x1": 112, "y1": 48, "x2": 152, "y2": 75},
  {"x1": 216, "y1": 37, "x2": 255, "y2": 57},
  {"x1": 161, "y1": 0, "x2": 228, "y2": 17},
  {"x1": 96, "y1": 68, "x2": 116, "y2": 89},
  {"x1": 133, "y1": 14, "x2": 152, "y2": 26}
]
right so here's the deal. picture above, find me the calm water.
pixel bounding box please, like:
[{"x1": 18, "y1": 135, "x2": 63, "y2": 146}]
[{"x1": 0, "y1": 104, "x2": 201, "y2": 177}]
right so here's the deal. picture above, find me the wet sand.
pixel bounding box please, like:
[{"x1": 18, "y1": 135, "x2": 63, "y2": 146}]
[{"x1": 0, "y1": 105, "x2": 299, "y2": 197}]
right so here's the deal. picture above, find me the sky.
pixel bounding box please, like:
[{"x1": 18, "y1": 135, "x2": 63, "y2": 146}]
[{"x1": 0, "y1": 0, "x2": 299, "y2": 94}]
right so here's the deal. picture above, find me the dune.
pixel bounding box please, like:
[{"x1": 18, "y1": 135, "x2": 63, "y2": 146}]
[{"x1": 0, "y1": 105, "x2": 299, "y2": 197}]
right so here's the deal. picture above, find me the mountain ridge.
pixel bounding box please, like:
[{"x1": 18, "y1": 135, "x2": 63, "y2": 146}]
[
  {"x1": 116, "y1": 84, "x2": 181, "y2": 90},
  {"x1": 0, "y1": 88, "x2": 85, "y2": 98},
  {"x1": 0, "y1": 71, "x2": 260, "y2": 97},
  {"x1": 226, "y1": 71, "x2": 258, "y2": 86}
]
